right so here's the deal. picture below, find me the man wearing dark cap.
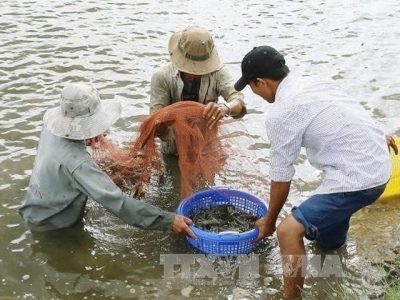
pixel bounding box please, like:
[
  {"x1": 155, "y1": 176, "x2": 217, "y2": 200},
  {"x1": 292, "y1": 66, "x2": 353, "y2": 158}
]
[{"x1": 235, "y1": 46, "x2": 398, "y2": 299}]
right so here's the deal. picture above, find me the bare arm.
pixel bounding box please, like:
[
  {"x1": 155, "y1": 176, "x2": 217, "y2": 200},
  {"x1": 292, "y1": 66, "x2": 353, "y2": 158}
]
[{"x1": 255, "y1": 180, "x2": 291, "y2": 242}]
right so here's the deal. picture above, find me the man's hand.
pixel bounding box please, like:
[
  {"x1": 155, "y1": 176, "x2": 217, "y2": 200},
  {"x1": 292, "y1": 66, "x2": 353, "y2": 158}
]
[
  {"x1": 172, "y1": 215, "x2": 197, "y2": 240},
  {"x1": 254, "y1": 216, "x2": 276, "y2": 242},
  {"x1": 254, "y1": 180, "x2": 291, "y2": 242},
  {"x1": 386, "y1": 135, "x2": 399, "y2": 155},
  {"x1": 203, "y1": 102, "x2": 228, "y2": 129}
]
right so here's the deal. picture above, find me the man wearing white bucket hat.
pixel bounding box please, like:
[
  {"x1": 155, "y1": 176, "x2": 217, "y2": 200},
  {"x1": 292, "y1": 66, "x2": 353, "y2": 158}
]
[
  {"x1": 149, "y1": 26, "x2": 247, "y2": 154},
  {"x1": 19, "y1": 83, "x2": 196, "y2": 238}
]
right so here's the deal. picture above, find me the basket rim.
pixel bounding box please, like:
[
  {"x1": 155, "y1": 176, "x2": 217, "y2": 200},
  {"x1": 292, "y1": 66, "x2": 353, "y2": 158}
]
[
  {"x1": 181, "y1": 187, "x2": 266, "y2": 199},
  {"x1": 176, "y1": 188, "x2": 268, "y2": 240},
  {"x1": 178, "y1": 188, "x2": 268, "y2": 208},
  {"x1": 187, "y1": 225, "x2": 259, "y2": 240}
]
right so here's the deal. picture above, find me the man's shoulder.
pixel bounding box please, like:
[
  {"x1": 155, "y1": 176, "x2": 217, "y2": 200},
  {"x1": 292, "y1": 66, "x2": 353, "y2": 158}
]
[
  {"x1": 213, "y1": 64, "x2": 231, "y2": 77},
  {"x1": 63, "y1": 141, "x2": 93, "y2": 172},
  {"x1": 43, "y1": 131, "x2": 91, "y2": 171},
  {"x1": 153, "y1": 63, "x2": 177, "y2": 76}
]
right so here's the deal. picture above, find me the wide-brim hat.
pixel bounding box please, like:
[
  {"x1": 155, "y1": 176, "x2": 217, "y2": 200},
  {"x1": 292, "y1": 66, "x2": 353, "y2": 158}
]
[
  {"x1": 43, "y1": 83, "x2": 122, "y2": 140},
  {"x1": 168, "y1": 26, "x2": 223, "y2": 75}
]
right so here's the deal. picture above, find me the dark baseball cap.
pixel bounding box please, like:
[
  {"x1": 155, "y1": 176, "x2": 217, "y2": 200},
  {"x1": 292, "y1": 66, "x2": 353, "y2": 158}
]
[{"x1": 234, "y1": 45, "x2": 287, "y2": 91}]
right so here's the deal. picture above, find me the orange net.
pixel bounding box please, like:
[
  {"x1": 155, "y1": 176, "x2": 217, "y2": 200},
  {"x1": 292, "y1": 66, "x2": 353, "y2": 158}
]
[{"x1": 92, "y1": 101, "x2": 227, "y2": 199}]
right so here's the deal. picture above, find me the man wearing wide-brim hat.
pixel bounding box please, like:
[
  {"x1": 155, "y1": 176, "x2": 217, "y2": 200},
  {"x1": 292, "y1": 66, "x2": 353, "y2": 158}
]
[
  {"x1": 18, "y1": 83, "x2": 196, "y2": 238},
  {"x1": 149, "y1": 26, "x2": 247, "y2": 154}
]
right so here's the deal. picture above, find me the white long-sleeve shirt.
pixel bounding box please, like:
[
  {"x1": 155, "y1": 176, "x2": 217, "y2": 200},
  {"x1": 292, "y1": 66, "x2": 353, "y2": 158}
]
[{"x1": 266, "y1": 74, "x2": 391, "y2": 194}]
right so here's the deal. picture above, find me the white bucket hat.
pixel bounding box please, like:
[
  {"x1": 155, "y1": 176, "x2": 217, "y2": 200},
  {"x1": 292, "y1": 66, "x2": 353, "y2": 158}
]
[
  {"x1": 168, "y1": 26, "x2": 223, "y2": 75},
  {"x1": 43, "y1": 83, "x2": 122, "y2": 140}
]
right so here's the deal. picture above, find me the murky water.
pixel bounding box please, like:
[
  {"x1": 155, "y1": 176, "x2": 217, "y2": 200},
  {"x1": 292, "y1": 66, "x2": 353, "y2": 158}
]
[{"x1": 1, "y1": 0, "x2": 400, "y2": 299}]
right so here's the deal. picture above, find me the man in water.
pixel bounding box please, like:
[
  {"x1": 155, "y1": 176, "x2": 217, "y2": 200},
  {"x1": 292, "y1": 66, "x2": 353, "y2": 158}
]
[
  {"x1": 19, "y1": 83, "x2": 197, "y2": 239},
  {"x1": 149, "y1": 26, "x2": 247, "y2": 154},
  {"x1": 234, "y1": 45, "x2": 398, "y2": 299}
]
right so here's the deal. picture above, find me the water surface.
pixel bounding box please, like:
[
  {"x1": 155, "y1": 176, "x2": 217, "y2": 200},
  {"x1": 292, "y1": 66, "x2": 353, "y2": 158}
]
[{"x1": 1, "y1": 1, "x2": 400, "y2": 299}]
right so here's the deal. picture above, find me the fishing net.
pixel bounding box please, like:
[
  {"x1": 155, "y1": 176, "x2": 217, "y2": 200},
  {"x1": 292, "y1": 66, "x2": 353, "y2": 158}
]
[{"x1": 91, "y1": 101, "x2": 227, "y2": 199}]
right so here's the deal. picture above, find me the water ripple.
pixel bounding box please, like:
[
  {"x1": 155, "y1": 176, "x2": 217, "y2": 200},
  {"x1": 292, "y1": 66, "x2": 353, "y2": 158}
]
[{"x1": 0, "y1": 0, "x2": 399, "y2": 298}]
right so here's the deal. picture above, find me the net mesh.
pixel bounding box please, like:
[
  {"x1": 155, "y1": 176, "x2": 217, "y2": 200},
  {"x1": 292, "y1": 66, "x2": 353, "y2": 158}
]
[{"x1": 92, "y1": 101, "x2": 227, "y2": 199}]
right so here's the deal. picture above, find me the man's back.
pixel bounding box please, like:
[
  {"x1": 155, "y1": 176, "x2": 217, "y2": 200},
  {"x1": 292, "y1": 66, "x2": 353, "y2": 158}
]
[
  {"x1": 267, "y1": 74, "x2": 391, "y2": 194},
  {"x1": 19, "y1": 129, "x2": 89, "y2": 228}
]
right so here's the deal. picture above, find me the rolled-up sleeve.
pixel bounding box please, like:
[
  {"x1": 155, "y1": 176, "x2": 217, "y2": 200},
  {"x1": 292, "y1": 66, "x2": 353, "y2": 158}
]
[
  {"x1": 266, "y1": 113, "x2": 303, "y2": 182},
  {"x1": 72, "y1": 160, "x2": 175, "y2": 231}
]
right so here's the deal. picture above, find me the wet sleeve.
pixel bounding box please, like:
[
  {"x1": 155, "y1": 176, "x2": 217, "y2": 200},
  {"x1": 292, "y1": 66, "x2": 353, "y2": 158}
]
[{"x1": 71, "y1": 160, "x2": 175, "y2": 231}]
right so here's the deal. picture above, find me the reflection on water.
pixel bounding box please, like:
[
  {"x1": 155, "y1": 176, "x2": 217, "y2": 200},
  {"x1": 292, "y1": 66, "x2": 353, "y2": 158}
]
[{"x1": 1, "y1": 0, "x2": 400, "y2": 299}]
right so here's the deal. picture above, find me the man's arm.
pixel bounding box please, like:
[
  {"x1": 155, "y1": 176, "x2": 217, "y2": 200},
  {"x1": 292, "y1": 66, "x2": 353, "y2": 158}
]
[
  {"x1": 216, "y1": 65, "x2": 247, "y2": 118},
  {"x1": 149, "y1": 69, "x2": 172, "y2": 114},
  {"x1": 255, "y1": 180, "x2": 291, "y2": 242},
  {"x1": 72, "y1": 160, "x2": 179, "y2": 231},
  {"x1": 217, "y1": 98, "x2": 246, "y2": 118},
  {"x1": 149, "y1": 69, "x2": 176, "y2": 140}
]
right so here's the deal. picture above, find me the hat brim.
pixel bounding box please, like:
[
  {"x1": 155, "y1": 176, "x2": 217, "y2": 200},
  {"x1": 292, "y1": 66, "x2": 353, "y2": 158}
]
[
  {"x1": 43, "y1": 100, "x2": 122, "y2": 140},
  {"x1": 234, "y1": 76, "x2": 249, "y2": 91},
  {"x1": 168, "y1": 31, "x2": 223, "y2": 75}
]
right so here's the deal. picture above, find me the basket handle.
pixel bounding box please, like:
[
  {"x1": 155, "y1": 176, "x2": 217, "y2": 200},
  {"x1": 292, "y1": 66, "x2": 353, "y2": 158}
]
[{"x1": 218, "y1": 230, "x2": 240, "y2": 236}]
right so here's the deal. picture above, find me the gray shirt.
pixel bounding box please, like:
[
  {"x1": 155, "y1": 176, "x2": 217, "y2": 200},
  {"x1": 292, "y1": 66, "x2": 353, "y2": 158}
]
[{"x1": 19, "y1": 129, "x2": 175, "y2": 231}]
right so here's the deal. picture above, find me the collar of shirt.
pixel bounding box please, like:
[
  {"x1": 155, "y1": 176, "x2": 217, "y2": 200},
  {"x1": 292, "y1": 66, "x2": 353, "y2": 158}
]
[{"x1": 275, "y1": 73, "x2": 302, "y2": 104}]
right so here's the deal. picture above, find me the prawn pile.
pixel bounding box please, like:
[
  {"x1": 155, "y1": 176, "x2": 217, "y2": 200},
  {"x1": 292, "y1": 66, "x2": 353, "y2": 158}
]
[{"x1": 189, "y1": 204, "x2": 258, "y2": 233}]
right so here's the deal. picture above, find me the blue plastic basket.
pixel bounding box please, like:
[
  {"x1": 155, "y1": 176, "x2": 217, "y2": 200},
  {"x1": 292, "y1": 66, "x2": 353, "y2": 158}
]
[{"x1": 176, "y1": 188, "x2": 268, "y2": 255}]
